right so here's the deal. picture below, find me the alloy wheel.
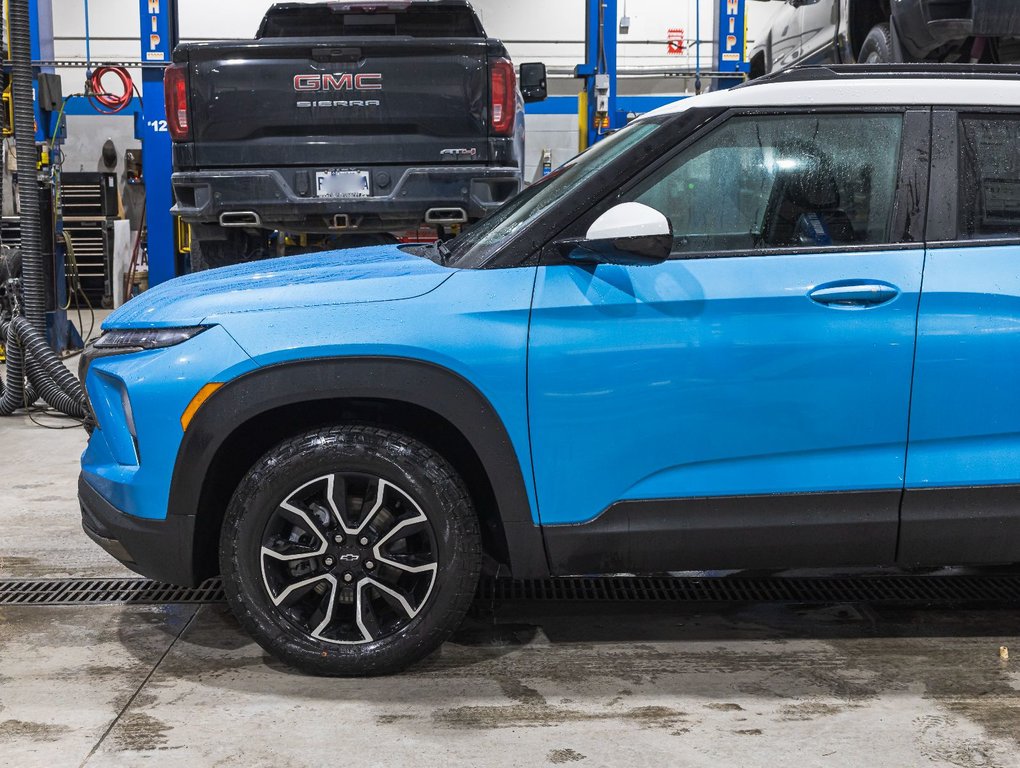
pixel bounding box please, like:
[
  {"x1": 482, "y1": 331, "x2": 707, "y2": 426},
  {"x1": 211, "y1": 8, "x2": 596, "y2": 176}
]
[{"x1": 259, "y1": 473, "x2": 438, "y2": 645}]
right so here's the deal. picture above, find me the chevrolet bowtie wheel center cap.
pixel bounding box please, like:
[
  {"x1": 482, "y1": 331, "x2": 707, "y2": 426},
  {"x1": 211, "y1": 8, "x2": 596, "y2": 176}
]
[{"x1": 259, "y1": 473, "x2": 438, "y2": 644}]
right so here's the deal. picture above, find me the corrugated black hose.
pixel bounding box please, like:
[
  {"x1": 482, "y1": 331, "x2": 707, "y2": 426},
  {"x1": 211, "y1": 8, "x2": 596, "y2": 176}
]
[
  {"x1": 0, "y1": 0, "x2": 91, "y2": 419},
  {"x1": 10, "y1": 316, "x2": 88, "y2": 417},
  {"x1": 8, "y1": 0, "x2": 42, "y2": 330},
  {"x1": 0, "y1": 320, "x2": 27, "y2": 412}
]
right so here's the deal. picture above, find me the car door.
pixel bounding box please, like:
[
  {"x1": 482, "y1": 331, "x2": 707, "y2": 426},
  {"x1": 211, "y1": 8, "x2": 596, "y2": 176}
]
[
  {"x1": 795, "y1": 0, "x2": 840, "y2": 65},
  {"x1": 769, "y1": 0, "x2": 802, "y2": 69},
  {"x1": 900, "y1": 109, "x2": 1020, "y2": 566},
  {"x1": 530, "y1": 109, "x2": 931, "y2": 576}
]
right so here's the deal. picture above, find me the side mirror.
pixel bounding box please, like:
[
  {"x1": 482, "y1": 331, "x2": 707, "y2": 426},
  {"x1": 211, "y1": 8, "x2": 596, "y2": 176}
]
[
  {"x1": 556, "y1": 202, "x2": 673, "y2": 266},
  {"x1": 519, "y1": 62, "x2": 547, "y2": 103}
]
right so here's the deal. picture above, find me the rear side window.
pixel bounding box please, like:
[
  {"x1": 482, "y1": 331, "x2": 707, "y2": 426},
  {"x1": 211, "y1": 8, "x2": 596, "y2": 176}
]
[
  {"x1": 621, "y1": 113, "x2": 904, "y2": 255},
  {"x1": 958, "y1": 116, "x2": 1020, "y2": 240},
  {"x1": 258, "y1": 6, "x2": 485, "y2": 38}
]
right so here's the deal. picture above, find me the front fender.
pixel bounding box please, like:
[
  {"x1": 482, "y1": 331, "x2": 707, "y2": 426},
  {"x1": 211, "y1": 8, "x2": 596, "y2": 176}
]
[
  {"x1": 748, "y1": 38, "x2": 770, "y2": 76},
  {"x1": 168, "y1": 356, "x2": 549, "y2": 578}
]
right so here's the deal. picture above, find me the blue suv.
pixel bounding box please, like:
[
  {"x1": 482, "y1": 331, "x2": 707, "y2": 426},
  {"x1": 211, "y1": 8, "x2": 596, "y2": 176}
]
[{"x1": 80, "y1": 66, "x2": 1020, "y2": 675}]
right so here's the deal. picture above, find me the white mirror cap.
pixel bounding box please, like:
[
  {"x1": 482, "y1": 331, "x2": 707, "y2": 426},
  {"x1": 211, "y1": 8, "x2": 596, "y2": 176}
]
[{"x1": 586, "y1": 202, "x2": 671, "y2": 242}]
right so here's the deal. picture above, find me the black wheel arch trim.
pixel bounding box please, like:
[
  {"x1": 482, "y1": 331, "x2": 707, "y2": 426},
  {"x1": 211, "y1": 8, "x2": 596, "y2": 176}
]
[{"x1": 167, "y1": 356, "x2": 550, "y2": 579}]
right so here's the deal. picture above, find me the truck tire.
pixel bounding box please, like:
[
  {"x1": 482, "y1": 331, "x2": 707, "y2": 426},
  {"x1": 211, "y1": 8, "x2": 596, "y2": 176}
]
[
  {"x1": 749, "y1": 49, "x2": 767, "y2": 80},
  {"x1": 189, "y1": 230, "x2": 266, "y2": 272},
  {"x1": 189, "y1": 238, "x2": 235, "y2": 273},
  {"x1": 219, "y1": 425, "x2": 482, "y2": 676},
  {"x1": 0, "y1": 246, "x2": 21, "y2": 282},
  {"x1": 858, "y1": 23, "x2": 894, "y2": 64}
]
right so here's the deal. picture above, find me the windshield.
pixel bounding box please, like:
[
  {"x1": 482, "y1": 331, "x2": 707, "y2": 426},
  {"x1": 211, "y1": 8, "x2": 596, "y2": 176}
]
[
  {"x1": 445, "y1": 119, "x2": 666, "y2": 267},
  {"x1": 258, "y1": 6, "x2": 484, "y2": 38}
]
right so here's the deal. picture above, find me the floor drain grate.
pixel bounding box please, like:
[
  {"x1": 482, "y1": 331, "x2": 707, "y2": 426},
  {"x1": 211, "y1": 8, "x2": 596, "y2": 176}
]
[
  {"x1": 478, "y1": 574, "x2": 1020, "y2": 605},
  {"x1": 0, "y1": 577, "x2": 225, "y2": 606},
  {"x1": 3, "y1": 574, "x2": 1020, "y2": 607}
]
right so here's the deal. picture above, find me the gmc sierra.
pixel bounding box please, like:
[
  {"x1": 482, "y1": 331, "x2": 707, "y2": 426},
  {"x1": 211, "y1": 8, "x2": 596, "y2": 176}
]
[{"x1": 166, "y1": 0, "x2": 547, "y2": 271}]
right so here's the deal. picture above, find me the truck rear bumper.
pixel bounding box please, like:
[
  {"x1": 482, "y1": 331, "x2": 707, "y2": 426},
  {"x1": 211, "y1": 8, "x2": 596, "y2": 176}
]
[{"x1": 172, "y1": 165, "x2": 522, "y2": 232}]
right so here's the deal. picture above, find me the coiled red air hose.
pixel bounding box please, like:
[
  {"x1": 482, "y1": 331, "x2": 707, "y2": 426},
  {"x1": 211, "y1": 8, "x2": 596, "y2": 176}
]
[{"x1": 88, "y1": 66, "x2": 134, "y2": 114}]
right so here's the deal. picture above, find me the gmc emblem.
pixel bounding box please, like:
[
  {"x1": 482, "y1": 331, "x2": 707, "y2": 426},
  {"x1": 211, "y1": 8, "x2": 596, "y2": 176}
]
[{"x1": 294, "y1": 73, "x2": 383, "y2": 92}]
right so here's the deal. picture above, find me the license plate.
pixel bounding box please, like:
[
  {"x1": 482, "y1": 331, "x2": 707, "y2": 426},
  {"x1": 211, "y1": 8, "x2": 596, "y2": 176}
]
[{"x1": 315, "y1": 169, "x2": 370, "y2": 198}]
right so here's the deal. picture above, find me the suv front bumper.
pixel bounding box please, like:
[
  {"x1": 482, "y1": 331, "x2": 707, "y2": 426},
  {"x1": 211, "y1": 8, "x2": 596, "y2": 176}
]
[
  {"x1": 79, "y1": 475, "x2": 200, "y2": 586},
  {"x1": 172, "y1": 165, "x2": 522, "y2": 232}
]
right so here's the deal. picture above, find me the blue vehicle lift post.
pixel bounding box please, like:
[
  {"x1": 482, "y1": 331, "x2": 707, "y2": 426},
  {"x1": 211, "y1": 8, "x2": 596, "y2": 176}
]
[
  {"x1": 577, "y1": 0, "x2": 622, "y2": 149},
  {"x1": 576, "y1": 0, "x2": 749, "y2": 149},
  {"x1": 714, "y1": 0, "x2": 750, "y2": 90},
  {"x1": 136, "y1": 0, "x2": 178, "y2": 287}
]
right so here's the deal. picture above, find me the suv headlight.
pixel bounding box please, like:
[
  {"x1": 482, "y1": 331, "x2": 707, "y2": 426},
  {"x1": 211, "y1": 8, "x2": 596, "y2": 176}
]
[
  {"x1": 93, "y1": 326, "x2": 210, "y2": 351},
  {"x1": 80, "y1": 326, "x2": 211, "y2": 394}
]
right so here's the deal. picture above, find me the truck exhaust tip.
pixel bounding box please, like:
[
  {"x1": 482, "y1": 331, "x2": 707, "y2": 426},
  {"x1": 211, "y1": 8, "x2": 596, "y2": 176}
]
[
  {"x1": 220, "y1": 211, "x2": 262, "y2": 228},
  {"x1": 424, "y1": 208, "x2": 468, "y2": 225}
]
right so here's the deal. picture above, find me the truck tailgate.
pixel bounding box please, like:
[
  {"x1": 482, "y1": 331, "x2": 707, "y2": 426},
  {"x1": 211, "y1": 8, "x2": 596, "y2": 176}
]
[{"x1": 185, "y1": 39, "x2": 490, "y2": 168}]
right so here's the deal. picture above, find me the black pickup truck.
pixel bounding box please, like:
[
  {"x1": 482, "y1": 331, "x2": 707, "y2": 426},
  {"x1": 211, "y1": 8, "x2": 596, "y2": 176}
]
[
  {"x1": 749, "y1": 0, "x2": 1020, "y2": 78},
  {"x1": 166, "y1": 1, "x2": 547, "y2": 270}
]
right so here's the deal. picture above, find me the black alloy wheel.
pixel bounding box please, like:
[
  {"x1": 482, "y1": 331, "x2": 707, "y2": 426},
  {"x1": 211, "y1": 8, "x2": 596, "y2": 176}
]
[
  {"x1": 258, "y1": 472, "x2": 439, "y2": 645},
  {"x1": 220, "y1": 425, "x2": 481, "y2": 675}
]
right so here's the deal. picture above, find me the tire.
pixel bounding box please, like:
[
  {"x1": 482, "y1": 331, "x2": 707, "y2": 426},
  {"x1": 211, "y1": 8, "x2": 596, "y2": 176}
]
[
  {"x1": 189, "y1": 237, "x2": 238, "y2": 273},
  {"x1": 189, "y1": 230, "x2": 266, "y2": 272},
  {"x1": 220, "y1": 425, "x2": 482, "y2": 676},
  {"x1": 0, "y1": 246, "x2": 21, "y2": 282},
  {"x1": 858, "y1": 23, "x2": 894, "y2": 64},
  {"x1": 749, "y1": 50, "x2": 767, "y2": 81}
]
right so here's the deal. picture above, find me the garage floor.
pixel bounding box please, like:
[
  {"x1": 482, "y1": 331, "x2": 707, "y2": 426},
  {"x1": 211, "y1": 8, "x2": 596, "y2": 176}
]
[{"x1": 3, "y1": 412, "x2": 1020, "y2": 767}]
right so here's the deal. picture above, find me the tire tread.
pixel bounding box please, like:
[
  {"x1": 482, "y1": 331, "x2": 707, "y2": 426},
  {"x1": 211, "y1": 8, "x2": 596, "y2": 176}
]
[
  {"x1": 219, "y1": 424, "x2": 482, "y2": 676},
  {"x1": 858, "y1": 23, "x2": 894, "y2": 64}
]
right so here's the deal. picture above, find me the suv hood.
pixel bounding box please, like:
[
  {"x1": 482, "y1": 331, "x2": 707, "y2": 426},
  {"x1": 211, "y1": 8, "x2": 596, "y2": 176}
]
[{"x1": 105, "y1": 245, "x2": 454, "y2": 328}]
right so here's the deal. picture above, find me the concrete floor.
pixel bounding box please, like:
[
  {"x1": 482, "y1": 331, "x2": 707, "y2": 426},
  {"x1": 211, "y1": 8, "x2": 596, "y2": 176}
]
[{"x1": 2, "y1": 360, "x2": 1020, "y2": 765}]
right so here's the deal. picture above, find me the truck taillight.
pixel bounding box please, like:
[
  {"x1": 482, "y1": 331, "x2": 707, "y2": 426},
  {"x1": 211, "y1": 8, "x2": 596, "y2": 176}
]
[
  {"x1": 490, "y1": 58, "x2": 515, "y2": 137},
  {"x1": 164, "y1": 64, "x2": 191, "y2": 141}
]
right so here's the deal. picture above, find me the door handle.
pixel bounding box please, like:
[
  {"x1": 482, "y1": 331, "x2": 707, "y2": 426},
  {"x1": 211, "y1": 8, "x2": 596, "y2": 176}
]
[
  {"x1": 808, "y1": 282, "x2": 900, "y2": 308},
  {"x1": 311, "y1": 47, "x2": 363, "y2": 63}
]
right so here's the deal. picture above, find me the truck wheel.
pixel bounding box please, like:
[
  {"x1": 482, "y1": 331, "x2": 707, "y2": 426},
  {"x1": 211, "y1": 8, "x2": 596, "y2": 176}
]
[
  {"x1": 189, "y1": 230, "x2": 267, "y2": 272},
  {"x1": 749, "y1": 50, "x2": 767, "y2": 80},
  {"x1": 219, "y1": 425, "x2": 482, "y2": 676},
  {"x1": 189, "y1": 238, "x2": 235, "y2": 272},
  {"x1": 858, "y1": 23, "x2": 894, "y2": 64}
]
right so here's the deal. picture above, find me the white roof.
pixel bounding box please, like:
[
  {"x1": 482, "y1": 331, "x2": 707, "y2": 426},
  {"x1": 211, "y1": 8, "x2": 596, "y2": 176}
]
[{"x1": 643, "y1": 77, "x2": 1020, "y2": 119}]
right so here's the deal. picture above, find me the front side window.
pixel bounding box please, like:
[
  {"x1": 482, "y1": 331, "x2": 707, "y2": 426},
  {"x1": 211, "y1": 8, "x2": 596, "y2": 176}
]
[
  {"x1": 959, "y1": 116, "x2": 1020, "y2": 240},
  {"x1": 445, "y1": 119, "x2": 667, "y2": 267},
  {"x1": 620, "y1": 113, "x2": 904, "y2": 255}
]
